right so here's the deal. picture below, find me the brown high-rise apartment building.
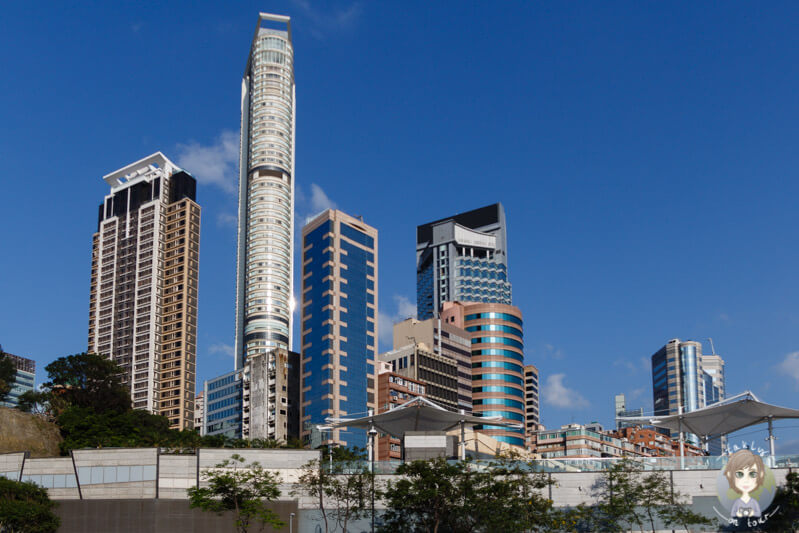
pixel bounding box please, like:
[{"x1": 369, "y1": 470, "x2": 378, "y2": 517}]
[{"x1": 88, "y1": 152, "x2": 200, "y2": 430}]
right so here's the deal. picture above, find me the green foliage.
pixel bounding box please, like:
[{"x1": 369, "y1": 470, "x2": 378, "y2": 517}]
[
  {"x1": 0, "y1": 351, "x2": 16, "y2": 404},
  {"x1": 187, "y1": 453, "x2": 284, "y2": 533},
  {"x1": 557, "y1": 459, "x2": 713, "y2": 533},
  {"x1": 762, "y1": 471, "x2": 799, "y2": 532},
  {"x1": 42, "y1": 352, "x2": 130, "y2": 414},
  {"x1": 293, "y1": 449, "x2": 375, "y2": 533},
  {"x1": 0, "y1": 477, "x2": 60, "y2": 533},
  {"x1": 14, "y1": 390, "x2": 47, "y2": 414},
  {"x1": 379, "y1": 456, "x2": 554, "y2": 533},
  {"x1": 57, "y1": 406, "x2": 173, "y2": 453}
]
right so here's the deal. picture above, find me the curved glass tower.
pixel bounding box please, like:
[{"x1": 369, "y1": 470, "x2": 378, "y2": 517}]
[{"x1": 235, "y1": 13, "x2": 296, "y2": 369}]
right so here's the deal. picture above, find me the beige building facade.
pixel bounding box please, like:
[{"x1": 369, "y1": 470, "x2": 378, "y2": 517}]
[{"x1": 88, "y1": 152, "x2": 200, "y2": 430}]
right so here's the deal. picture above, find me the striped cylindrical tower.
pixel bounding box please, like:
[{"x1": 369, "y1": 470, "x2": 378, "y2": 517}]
[{"x1": 441, "y1": 301, "x2": 525, "y2": 447}]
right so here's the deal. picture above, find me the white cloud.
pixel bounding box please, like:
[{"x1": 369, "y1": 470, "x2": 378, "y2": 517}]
[
  {"x1": 295, "y1": 183, "x2": 337, "y2": 226},
  {"x1": 291, "y1": 0, "x2": 363, "y2": 39},
  {"x1": 779, "y1": 352, "x2": 799, "y2": 388},
  {"x1": 629, "y1": 387, "x2": 645, "y2": 400},
  {"x1": 209, "y1": 343, "x2": 234, "y2": 358},
  {"x1": 377, "y1": 295, "x2": 417, "y2": 350},
  {"x1": 542, "y1": 374, "x2": 589, "y2": 409},
  {"x1": 310, "y1": 183, "x2": 337, "y2": 213},
  {"x1": 176, "y1": 130, "x2": 239, "y2": 194},
  {"x1": 217, "y1": 212, "x2": 237, "y2": 227}
]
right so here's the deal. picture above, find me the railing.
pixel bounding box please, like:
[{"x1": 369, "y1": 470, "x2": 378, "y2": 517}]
[{"x1": 336, "y1": 454, "x2": 799, "y2": 474}]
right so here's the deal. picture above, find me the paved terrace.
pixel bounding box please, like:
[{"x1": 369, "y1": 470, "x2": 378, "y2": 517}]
[{"x1": 2, "y1": 449, "x2": 798, "y2": 532}]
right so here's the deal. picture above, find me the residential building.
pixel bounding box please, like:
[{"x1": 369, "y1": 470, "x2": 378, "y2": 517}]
[
  {"x1": 379, "y1": 343, "x2": 459, "y2": 411},
  {"x1": 242, "y1": 349, "x2": 300, "y2": 442},
  {"x1": 203, "y1": 369, "x2": 244, "y2": 438},
  {"x1": 651, "y1": 339, "x2": 726, "y2": 451},
  {"x1": 234, "y1": 13, "x2": 296, "y2": 369},
  {"x1": 300, "y1": 210, "x2": 377, "y2": 448},
  {"x1": 416, "y1": 203, "x2": 511, "y2": 319},
  {"x1": 524, "y1": 364, "x2": 540, "y2": 446},
  {"x1": 88, "y1": 152, "x2": 200, "y2": 430},
  {"x1": 611, "y1": 427, "x2": 705, "y2": 457},
  {"x1": 376, "y1": 363, "x2": 427, "y2": 460},
  {"x1": 393, "y1": 317, "x2": 472, "y2": 412},
  {"x1": 0, "y1": 353, "x2": 35, "y2": 409},
  {"x1": 194, "y1": 392, "x2": 204, "y2": 434},
  {"x1": 440, "y1": 301, "x2": 526, "y2": 447},
  {"x1": 532, "y1": 423, "x2": 648, "y2": 459},
  {"x1": 614, "y1": 393, "x2": 644, "y2": 429}
]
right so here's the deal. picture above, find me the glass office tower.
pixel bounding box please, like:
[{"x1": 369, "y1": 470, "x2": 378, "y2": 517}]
[
  {"x1": 416, "y1": 203, "x2": 511, "y2": 320},
  {"x1": 234, "y1": 13, "x2": 296, "y2": 369},
  {"x1": 651, "y1": 339, "x2": 726, "y2": 451},
  {"x1": 301, "y1": 210, "x2": 378, "y2": 448}
]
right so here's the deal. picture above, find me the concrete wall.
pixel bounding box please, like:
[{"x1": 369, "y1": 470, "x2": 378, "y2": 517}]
[
  {"x1": 2, "y1": 450, "x2": 795, "y2": 532},
  {"x1": 55, "y1": 499, "x2": 297, "y2": 533}
]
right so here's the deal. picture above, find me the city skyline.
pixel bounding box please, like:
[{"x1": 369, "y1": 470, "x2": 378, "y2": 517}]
[{"x1": 2, "y1": 3, "x2": 799, "y2": 451}]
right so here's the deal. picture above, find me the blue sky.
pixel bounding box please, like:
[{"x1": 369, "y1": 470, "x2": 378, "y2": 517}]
[{"x1": 2, "y1": 2, "x2": 799, "y2": 451}]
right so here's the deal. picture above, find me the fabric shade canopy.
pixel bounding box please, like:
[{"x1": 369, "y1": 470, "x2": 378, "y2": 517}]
[
  {"x1": 327, "y1": 396, "x2": 522, "y2": 438},
  {"x1": 617, "y1": 391, "x2": 799, "y2": 440}
]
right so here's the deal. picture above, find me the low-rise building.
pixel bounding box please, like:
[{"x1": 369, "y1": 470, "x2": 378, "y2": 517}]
[
  {"x1": 611, "y1": 427, "x2": 705, "y2": 457},
  {"x1": 531, "y1": 423, "x2": 649, "y2": 458},
  {"x1": 376, "y1": 361, "x2": 427, "y2": 460}
]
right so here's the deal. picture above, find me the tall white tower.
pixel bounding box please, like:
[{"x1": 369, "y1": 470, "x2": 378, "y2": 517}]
[{"x1": 234, "y1": 13, "x2": 296, "y2": 370}]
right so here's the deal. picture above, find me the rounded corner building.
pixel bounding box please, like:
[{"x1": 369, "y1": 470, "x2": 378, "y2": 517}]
[{"x1": 234, "y1": 13, "x2": 296, "y2": 369}]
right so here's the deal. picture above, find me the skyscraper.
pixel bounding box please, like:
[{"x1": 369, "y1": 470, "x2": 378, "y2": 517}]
[
  {"x1": 416, "y1": 203, "x2": 511, "y2": 319},
  {"x1": 441, "y1": 301, "x2": 526, "y2": 447},
  {"x1": 301, "y1": 210, "x2": 378, "y2": 448},
  {"x1": 651, "y1": 339, "x2": 725, "y2": 450},
  {"x1": 234, "y1": 13, "x2": 296, "y2": 369},
  {"x1": 88, "y1": 152, "x2": 200, "y2": 430}
]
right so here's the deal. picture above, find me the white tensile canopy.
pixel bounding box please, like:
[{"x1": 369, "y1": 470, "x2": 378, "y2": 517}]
[
  {"x1": 617, "y1": 391, "x2": 799, "y2": 459},
  {"x1": 326, "y1": 396, "x2": 523, "y2": 460}
]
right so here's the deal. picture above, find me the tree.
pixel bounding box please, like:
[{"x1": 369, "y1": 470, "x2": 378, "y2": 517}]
[
  {"x1": 379, "y1": 456, "x2": 554, "y2": 533},
  {"x1": 561, "y1": 459, "x2": 713, "y2": 533},
  {"x1": 293, "y1": 447, "x2": 375, "y2": 533},
  {"x1": 188, "y1": 453, "x2": 284, "y2": 533},
  {"x1": 15, "y1": 390, "x2": 48, "y2": 415},
  {"x1": 42, "y1": 352, "x2": 130, "y2": 414},
  {"x1": 0, "y1": 350, "x2": 16, "y2": 404},
  {"x1": 762, "y1": 471, "x2": 799, "y2": 532},
  {"x1": 0, "y1": 477, "x2": 60, "y2": 533}
]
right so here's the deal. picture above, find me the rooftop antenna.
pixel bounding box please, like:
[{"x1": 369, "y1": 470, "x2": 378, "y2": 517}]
[{"x1": 707, "y1": 337, "x2": 717, "y2": 355}]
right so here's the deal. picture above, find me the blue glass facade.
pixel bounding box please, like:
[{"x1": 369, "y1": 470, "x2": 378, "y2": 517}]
[
  {"x1": 416, "y1": 204, "x2": 510, "y2": 319},
  {"x1": 302, "y1": 211, "x2": 377, "y2": 449},
  {"x1": 204, "y1": 370, "x2": 243, "y2": 438}
]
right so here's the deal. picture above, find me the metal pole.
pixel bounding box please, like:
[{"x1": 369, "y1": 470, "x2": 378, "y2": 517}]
[
  {"x1": 767, "y1": 416, "x2": 776, "y2": 467},
  {"x1": 369, "y1": 425, "x2": 377, "y2": 533},
  {"x1": 460, "y1": 410, "x2": 466, "y2": 461},
  {"x1": 679, "y1": 416, "x2": 685, "y2": 470},
  {"x1": 289, "y1": 512, "x2": 295, "y2": 533}
]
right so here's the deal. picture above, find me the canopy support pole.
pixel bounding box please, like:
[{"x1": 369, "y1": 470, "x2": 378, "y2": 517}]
[
  {"x1": 767, "y1": 416, "x2": 776, "y2": 467},
  {"x1": 459, "y1": 410, "x2": 466, "y2": 461},
  {"x1": 678, "y1": 415, "x2": 685, "y2": 470},
  {"x1": 367, "y1": 409, "x2": 374, "y2": 473}
]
